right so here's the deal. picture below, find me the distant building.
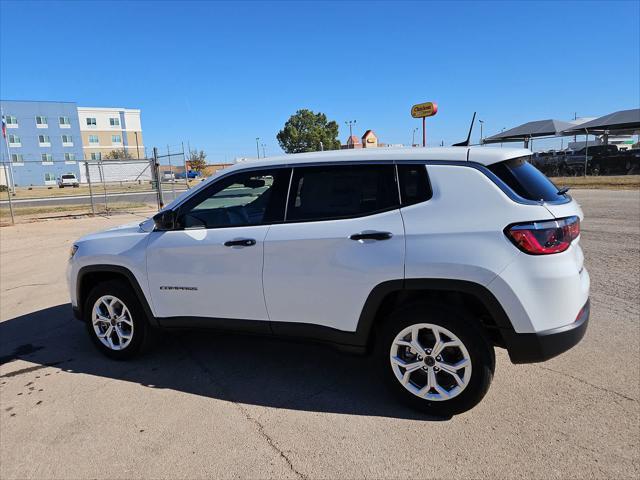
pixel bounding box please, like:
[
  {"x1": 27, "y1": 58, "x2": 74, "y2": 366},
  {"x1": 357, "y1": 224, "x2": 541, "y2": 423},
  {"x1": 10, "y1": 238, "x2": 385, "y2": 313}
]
[
  {"x1": 77, "y1": 106, "x2": 144, "y2": 160},
  {"x1": 362, "y1": 130, "x2": 378, "y2": 148},
  {"x1": 0, "y1": 100, "x2": 85, "y2": 186},
  {"x1": 343, "y1": 135, "x2": 362, "y2": 149}
]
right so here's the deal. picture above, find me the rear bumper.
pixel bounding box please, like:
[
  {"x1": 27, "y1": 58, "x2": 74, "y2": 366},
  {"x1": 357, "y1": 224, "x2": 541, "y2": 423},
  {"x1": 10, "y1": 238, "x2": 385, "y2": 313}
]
[{"x1": 501, "y1": 299, "x2": 590, "y2": 364}]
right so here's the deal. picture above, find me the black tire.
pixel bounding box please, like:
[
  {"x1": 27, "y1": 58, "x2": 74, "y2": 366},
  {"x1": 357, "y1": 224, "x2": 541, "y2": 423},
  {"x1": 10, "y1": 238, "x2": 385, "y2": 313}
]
[
  {"x1": 84, "y1": 280, "x2": 153, "y2": 359},
  {"x1": 375, "y1": 302, "x2": 495, "y2": 417}
]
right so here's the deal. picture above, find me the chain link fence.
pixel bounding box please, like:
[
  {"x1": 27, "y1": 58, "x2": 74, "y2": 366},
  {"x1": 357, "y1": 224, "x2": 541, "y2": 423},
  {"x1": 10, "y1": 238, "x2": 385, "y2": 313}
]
[{"x1": 1, "y1": 145, "x2": 203, "y2": 224}]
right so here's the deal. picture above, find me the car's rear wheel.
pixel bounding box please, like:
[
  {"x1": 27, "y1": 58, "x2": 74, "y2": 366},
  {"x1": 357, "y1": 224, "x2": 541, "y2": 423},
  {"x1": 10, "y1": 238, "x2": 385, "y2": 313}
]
[
  {"x1": 376, "y1": 302, "x2": 494, "y2": 417},
  {"x1": 84, "y1": 280, "x2": 151, "y2": 359}
]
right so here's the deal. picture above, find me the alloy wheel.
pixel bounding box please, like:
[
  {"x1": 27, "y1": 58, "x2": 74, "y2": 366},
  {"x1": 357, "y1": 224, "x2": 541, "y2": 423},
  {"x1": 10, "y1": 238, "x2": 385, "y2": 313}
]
[
  {"x1": 389, "y1": 323, "x2": 472, "y2": 401},
  {"x1": 92, "y1": 295, "x2": 134, "y2": 351}
]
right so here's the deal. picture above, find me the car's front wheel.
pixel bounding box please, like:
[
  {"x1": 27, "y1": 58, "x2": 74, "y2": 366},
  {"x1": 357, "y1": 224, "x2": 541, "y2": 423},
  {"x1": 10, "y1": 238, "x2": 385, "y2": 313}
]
[
  {"x1": 376, "y1": 302, "x2": 495, "y2": 417},
  {"x1": 84, "y1": 280, "x2": 151, "y2": 359}
]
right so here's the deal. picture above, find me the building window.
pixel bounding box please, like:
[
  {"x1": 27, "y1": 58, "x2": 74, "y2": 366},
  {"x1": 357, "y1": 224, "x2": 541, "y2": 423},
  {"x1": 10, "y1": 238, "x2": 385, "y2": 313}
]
[
  {"x1": 36, "y1": 116, "x2": 48, "y2": 126},
  {"x1": 59, "y1": 116, "x2": 71, "y2": 126},
  {"x1": 90, "y1": 152, "x2": 102, "y2": 161},
  {"x1": 112, "y1": 134, "x2": 122, "y2": 144},
  {"x1": 11, "y1": 154, "x2": 24, "y2": 164},
  {"x1": 109, "y1": 117, "x2": 120, "y2": 126},
  {"x1": 44, "y1": 172, "x2": 56, "y2": 183},
  {"x1": 61, "y1": 134, "x2": 73, "y2": 145},
  {"x1": 64, "y1": 153, "x2": 76, "y2": 162},
  {"x1": 38, "y1": 134, "x2": 51, "y2": 145},
  {"x1": 8, "y1": 134, "x2": 21, "y2": 146},
  {"x1": 3, "y1": 115, "x2": 18, "y2": 125},
  {"x1": 41, "y1": 153, "x2": 53, "y2": 163},
  {"x1": 86, "y1": 117, "x2": 97, "y2": 126},
  {"x1": 88, "y1": 135, "x2": 99, "y2": 144}
]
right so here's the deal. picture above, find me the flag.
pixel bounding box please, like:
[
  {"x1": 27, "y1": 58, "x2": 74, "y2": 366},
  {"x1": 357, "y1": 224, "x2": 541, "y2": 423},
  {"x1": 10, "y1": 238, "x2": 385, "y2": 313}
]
[{"x1": 1, "y1": 116, "x2": 6, "y2": 139}]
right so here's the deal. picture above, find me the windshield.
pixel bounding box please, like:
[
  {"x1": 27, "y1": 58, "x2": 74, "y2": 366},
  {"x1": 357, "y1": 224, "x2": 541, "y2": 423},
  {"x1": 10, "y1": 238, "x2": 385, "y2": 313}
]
[{"x1": 488, "y1": 156, "x2": 565, "y2": 202}]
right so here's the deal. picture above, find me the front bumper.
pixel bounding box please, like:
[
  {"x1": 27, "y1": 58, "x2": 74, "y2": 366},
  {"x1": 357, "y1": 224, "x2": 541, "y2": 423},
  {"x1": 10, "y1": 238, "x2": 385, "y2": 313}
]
[{"x1": 501, "y1": 299, "x2": 590, "y2": 364}]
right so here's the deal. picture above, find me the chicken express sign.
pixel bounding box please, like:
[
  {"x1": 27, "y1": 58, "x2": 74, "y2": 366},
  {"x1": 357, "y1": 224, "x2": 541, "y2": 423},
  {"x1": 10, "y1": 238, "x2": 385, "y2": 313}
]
[
  {"x1": 411, "y1": 102, "x2": 438, "y2": 118},
  {"x1": 411, "y1": 101, "x2": 438, "y2": 147}
]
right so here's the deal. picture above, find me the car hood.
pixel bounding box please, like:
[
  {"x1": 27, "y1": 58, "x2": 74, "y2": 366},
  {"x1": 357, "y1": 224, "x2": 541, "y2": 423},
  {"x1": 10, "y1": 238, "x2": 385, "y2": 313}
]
[{"x1": 77, "y1": 221, "x2": 148, "y2": 243}]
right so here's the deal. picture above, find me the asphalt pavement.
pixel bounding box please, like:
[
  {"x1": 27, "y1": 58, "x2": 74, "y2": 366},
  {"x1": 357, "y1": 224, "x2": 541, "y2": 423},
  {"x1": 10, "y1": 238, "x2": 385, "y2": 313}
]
[{"x1": 0, "y1": 189, "x2": 638, "y2": 479}]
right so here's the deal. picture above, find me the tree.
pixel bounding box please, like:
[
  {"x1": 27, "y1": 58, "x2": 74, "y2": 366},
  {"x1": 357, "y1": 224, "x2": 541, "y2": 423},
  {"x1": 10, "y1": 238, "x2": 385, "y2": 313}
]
[
  {"x1": 277, "y1": 109, "x2": 341, "y2": 154},
  {"x1": 104, "y1": 149, "x2": 132, "y2": 160},
  {"x1": 188, "y1": 149, "x2": 207, "y2": 174}
]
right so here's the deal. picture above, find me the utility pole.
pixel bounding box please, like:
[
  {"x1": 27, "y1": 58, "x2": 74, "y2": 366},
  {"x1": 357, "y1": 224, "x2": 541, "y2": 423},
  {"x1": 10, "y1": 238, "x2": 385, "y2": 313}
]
[
  {"x1": 479, "y1": 119, "x2": 484, "y2": 145},
  {"x1": 412, "y1": 128, "x2": 418, "y2": 147},
  {"x1": 255, "y1": 137, "x2": 260, "y2": 158},
  {"x1": 500, "y1": 127, "x2": 505, "y2": 148},
  {"x1": 573, "y1": 112, "x2": 577, "y2": 143},
  {"x1": 261, "y1": 143, "x2": 267, "y2": 158}
]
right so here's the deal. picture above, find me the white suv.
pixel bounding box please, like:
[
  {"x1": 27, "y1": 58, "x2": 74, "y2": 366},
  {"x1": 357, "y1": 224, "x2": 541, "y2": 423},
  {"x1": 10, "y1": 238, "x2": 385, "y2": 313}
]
[
  {"x1": 58, "y1": 173, "x2": 80, "y2": 188},
  {"x1": 68, "y1": 147, "x2": 590, "y2": 416}
]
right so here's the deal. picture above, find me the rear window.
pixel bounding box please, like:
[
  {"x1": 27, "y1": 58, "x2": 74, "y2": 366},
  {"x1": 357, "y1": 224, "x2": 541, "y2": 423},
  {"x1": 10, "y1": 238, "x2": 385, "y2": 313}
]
[
  {"x1": 488, "y1": 156, "x2": 564, "y2": 202},
  {"x1": 62, "y1": 174, "x2": 76, "y2": 179}
]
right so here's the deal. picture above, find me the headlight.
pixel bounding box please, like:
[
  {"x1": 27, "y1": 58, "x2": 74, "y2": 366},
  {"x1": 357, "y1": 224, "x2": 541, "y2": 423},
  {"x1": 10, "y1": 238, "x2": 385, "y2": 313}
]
[{"x1": 70, "y1": 244, "x2": 79, "y2": 259}]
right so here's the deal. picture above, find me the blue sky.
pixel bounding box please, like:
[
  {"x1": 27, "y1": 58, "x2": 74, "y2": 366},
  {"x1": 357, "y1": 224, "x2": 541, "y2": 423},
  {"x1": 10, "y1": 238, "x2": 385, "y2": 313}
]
[{"x1": 1, "y1": 0, "x2": 638, "y2": 160}]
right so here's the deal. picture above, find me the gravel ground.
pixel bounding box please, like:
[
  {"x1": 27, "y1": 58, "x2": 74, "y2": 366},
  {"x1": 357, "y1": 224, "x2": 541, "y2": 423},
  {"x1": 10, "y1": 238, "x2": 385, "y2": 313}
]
[{"x1": 0, "y1": 189, "x2": 638, "y2": 479}]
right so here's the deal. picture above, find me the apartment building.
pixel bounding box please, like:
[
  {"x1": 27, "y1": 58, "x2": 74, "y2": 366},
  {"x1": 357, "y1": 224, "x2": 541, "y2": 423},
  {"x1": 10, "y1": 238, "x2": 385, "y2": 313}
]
[
  {"x1": 0, "y1": 100, "x2": 84, "y2": 186},
  {"x1": 77, "y1": 106, "x2": 144, "y2": 160}
]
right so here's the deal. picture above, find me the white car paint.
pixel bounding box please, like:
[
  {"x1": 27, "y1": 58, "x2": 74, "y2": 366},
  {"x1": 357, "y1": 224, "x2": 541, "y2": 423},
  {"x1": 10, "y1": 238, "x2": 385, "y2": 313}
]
[{"x1": 68, "y1": 146, "x2": 587, "y2": 342}]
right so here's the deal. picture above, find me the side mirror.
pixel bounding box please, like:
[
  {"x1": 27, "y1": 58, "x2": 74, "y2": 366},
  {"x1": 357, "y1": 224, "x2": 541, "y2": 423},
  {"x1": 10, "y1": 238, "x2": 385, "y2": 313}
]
[{"x1": 153, "y1": 210, "x2": 176, "y2": 231}]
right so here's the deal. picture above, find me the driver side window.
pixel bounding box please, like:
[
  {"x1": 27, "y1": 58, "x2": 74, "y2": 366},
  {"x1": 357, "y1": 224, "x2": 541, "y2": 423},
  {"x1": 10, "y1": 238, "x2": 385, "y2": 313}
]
[{"x1": 177, "y1": 169, "x2": 289, "y2": 229}]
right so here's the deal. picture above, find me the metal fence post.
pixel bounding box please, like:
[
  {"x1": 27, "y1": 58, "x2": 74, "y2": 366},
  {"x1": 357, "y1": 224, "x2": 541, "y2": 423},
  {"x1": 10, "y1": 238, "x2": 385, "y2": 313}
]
[
  {"x1": 2, "y1": 162, "x2": 15, "y2": 224},
  {"x1": 99, "y1": 160, "x2": 109, "y2": 215},
  {"x1": 85, "y1": 161, "x2": 96, "y2": 215},
  {"x1": 182, "y1": 141, "x2": 189, "y2": 190},
  {"x1": 167, "y1": 145, "x2": 176, "y2": 201},
  {"x1": 153, "y1": 148, "x2": 164, "y2": 210}
]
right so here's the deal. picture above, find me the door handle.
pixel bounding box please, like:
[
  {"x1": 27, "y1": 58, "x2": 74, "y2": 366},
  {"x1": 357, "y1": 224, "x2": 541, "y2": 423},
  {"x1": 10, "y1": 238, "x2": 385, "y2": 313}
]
[
  {"x1": 224, "y1": 238, "x2": 256, "y2": 247},
  {"x1": 349, "y1": 231, "x2": 393, "y2": 241}
]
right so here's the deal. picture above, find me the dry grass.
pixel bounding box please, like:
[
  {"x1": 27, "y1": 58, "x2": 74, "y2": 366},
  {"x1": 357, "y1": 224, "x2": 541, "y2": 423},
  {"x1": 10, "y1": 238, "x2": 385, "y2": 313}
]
[
  {"x1": 5, "y1": 179, "x2": 203, "y2": 200},
  {"x1": 549, "y1": 175, "x2": 640, "y2": 190},
  {"x1": 0, "y1": 202, "x2": 153, "y2": 223}
]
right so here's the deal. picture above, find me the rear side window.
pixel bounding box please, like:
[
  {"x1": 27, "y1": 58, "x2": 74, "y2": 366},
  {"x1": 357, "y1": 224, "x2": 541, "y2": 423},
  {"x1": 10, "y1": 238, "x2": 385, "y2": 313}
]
[
  {"x1": 397, "y1": 164, "x2": 432, "y2": 206},
  {"x1": 488, "y1": 157, "x2": 564, "y2": 202},
  {"x1": 287, "y1": 164, "x2": 398, "y2": 222}
]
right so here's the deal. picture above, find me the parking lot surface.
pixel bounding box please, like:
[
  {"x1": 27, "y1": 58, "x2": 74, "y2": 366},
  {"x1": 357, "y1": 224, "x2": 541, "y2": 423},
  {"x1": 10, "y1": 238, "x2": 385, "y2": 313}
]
[{"x1": 1, "y1": 189, "x2": 638, "y2": 479}]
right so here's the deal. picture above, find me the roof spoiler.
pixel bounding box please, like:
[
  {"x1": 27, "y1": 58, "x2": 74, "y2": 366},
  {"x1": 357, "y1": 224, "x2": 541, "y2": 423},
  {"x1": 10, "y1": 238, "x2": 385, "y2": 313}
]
[{"x1": 452, "y1": 112, "x2": 476, "y2": 147}]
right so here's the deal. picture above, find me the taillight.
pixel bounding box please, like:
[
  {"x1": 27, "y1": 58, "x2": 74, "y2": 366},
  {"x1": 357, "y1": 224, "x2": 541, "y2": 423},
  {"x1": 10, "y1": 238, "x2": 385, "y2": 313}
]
[{"x1": 505, "y1": 216, "x2": 580, "y2": 255}]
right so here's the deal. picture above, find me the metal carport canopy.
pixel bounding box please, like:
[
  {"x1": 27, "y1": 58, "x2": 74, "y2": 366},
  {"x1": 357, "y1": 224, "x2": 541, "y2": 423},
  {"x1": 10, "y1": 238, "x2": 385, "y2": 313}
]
[
  {"x1": 561, "y1": 108, "x2": 640, "y2": 135},
  {"x1": 483, "y1": 119, "x2": 578, "y2": 144}
]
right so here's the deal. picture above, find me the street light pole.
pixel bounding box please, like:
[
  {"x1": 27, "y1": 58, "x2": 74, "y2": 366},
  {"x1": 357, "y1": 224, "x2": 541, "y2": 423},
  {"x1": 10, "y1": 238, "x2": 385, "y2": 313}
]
[
  {"x1": 255, "y1": 137, "x2": 260, "y2": 159},
  {"x1": 479, "y1": 120, "x2": 484, "y2": 146},
  {"x1": 345, "y1": 120, "x2": 357, "y2": 147},
  {"x1": 412, "y1": 128, "x2": 418, "y2": 147},
  {"x1": 261, "y1": 143, "x2": 266, "y2": 158}
]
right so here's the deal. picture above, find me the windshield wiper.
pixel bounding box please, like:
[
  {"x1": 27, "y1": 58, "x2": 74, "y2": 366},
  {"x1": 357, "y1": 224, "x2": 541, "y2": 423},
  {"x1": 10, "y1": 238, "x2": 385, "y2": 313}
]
[{"x1": 557, "y1": 186, "x2": 570, "y2": 195}]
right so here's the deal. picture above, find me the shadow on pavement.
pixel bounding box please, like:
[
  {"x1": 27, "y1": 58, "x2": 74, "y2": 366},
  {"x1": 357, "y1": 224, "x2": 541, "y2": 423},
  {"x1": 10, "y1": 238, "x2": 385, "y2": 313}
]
[{"x1": 0, "y1": 304, "x2": 448, "y2": 421}]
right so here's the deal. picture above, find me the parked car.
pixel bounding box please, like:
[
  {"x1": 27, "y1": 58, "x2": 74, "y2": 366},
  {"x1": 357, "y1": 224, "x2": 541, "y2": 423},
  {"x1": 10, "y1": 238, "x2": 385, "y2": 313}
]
[
  {"x1": 68, "y1": 147, "x2": 589, "y2": 416},
  {"x1": 58, "y1": 173, "x2": 80, "y2": 188},
  {"x1": 161, "y1": 172, "x2": 176, "y2": 182},
  {"x1": 561, "y1": 145, "x2": 619, "y2": 175},
  {"x1": 175, "y1": 170, "x2": 200, "y2": 179}
]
